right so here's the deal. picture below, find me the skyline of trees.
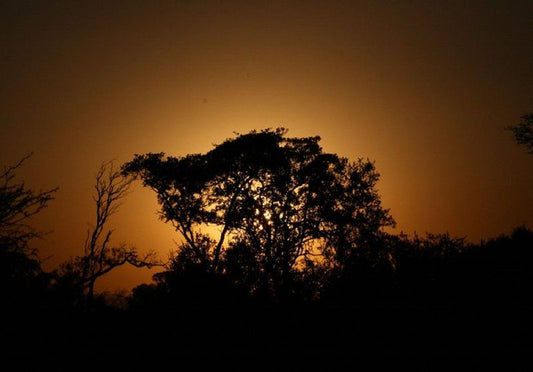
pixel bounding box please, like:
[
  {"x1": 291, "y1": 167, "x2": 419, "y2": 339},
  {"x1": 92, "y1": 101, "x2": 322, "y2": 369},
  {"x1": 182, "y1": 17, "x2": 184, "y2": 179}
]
[
  {"x1": 1, "y1": 122, "x2": 531, "y2": 306},
  {"x1": 1, "y1": 126, "x2": 531, "y2": 367}
]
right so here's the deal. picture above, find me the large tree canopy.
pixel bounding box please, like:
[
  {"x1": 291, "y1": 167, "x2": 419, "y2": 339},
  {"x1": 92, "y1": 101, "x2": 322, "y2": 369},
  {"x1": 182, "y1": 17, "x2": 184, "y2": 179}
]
[{"x1": 123, "y1": 129, "x2": 394, "y2": 296}]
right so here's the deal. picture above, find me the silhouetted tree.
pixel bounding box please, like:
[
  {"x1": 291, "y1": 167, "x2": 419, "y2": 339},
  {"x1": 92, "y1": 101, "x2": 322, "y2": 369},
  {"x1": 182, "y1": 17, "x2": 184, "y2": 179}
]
[
  {"x1": 0, "y1": 154, "x2": 57, "y2": 310},
  {"x1": 0, "y1": 153, "x2": 57, "y2": 255},
  {"x1": 507, "y1": 113, "x2": 533, "y2": 154},
  {"x1": 123, "y1": 129, "x2": 394, "y2": 299},
  {"x1": 56, "y1": 162, "x2": 159, "y2": 308}
]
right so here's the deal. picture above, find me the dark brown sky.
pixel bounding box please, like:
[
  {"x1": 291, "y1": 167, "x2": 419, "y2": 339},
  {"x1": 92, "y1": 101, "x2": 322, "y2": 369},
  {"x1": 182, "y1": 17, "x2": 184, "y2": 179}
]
[{"x1": 1, "y1": 0, "x2": 532, "y2": 291}]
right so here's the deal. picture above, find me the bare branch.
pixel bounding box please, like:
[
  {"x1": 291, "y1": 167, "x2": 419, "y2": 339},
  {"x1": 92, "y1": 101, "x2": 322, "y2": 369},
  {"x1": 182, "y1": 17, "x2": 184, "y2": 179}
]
[{"x1": 56, "y1": 161, "x2": 161, "y2": 308}]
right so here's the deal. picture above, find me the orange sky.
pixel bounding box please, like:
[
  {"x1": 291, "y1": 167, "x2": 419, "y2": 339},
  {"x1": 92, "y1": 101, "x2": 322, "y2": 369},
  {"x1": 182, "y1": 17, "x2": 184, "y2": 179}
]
[{"x1": 1, "y1": 1, "x2": 532, "y2": 292}]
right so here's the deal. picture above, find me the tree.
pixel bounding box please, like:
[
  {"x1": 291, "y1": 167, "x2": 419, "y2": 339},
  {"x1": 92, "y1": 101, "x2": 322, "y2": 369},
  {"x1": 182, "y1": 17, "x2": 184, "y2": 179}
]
[
  {"x1": 56, "y1": 162, "x2": 160, "y2": 307},
  {"x1": 0, "y1": 153, "x2": 57, "y2": 255},
  {"x1": 507, "y1": 113, "x2": 533, "y2": 154},
  {"x1": 0, "y1": 154, "x2": 57, "y2": 309},
  {"x1": 123, "y1": 129, "x2": 394, "y2": 298}
]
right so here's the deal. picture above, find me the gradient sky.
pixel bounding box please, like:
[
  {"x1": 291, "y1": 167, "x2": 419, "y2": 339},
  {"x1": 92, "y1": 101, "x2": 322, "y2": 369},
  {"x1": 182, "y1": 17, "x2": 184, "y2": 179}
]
[{"x1": 1, "y1": 0, "x2": 532, "y2": 292}]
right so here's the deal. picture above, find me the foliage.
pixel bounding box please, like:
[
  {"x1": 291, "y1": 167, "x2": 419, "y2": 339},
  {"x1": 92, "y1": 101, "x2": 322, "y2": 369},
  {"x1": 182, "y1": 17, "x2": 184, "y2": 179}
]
[
  {"x1": 123, "y1": 128, "x2": 394, "y2": 298},
  {"x1": 507, "y1": 113, "x2": 533, "y2": 154},
  {"x1": 0, "y1": 153, "x2": 57, "y2": 255},
  {"x1": 0, "y1": 154, "x2": 56, "y2": 310}
]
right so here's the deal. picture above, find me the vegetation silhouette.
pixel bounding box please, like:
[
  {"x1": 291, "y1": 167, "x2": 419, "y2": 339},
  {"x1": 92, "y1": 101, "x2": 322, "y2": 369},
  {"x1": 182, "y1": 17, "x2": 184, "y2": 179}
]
[
  {"x1": 123, "y1": 128, "x2": 394, "y2": 301},
  {"x1": 507, "y1": 113, "x2": 533, "y2": 154},
  {"x1": 55, "y1": 161, "x2": 160, "y2": 309},
  {"x1": 1, "y1": 129, "x2": 532, "y2": 367},
  {"x1": 0, "y1": 154, "x2": 57, "y2": 313}
]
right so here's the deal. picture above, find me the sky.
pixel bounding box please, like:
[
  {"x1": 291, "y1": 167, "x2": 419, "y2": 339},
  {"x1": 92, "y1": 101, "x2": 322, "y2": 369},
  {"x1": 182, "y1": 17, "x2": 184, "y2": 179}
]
[{"x1": 1, "y1": 0, "x2": 532, "y2": 292}]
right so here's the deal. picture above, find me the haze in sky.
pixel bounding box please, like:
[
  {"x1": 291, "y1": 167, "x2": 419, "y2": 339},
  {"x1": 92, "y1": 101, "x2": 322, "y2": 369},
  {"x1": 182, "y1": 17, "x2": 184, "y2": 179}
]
[{"x1": 1, "y1": 0, "x2": 531, "y2": 291}]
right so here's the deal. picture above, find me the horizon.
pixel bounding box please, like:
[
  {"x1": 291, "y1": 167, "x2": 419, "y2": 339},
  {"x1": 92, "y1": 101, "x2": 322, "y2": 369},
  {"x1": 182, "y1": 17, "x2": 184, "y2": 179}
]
[{"x1": 1, "y1": 0, "x2": 531, "y2": 292}]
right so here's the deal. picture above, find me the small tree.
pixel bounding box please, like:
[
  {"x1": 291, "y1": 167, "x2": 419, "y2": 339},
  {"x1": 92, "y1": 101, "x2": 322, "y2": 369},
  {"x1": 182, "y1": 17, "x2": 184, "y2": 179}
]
[
  {"x1": 0, "y1": 154, "x2": 57, "y2": 309},
  {"x1": 57, "y1": 162, "x2": 160, "y2": 307},
  {"x1": 0, "y1": 153, "x2": 57, "y2": 255},
  {"x1": 507, "y1": 113, "x2": 533, "y2": 154}
]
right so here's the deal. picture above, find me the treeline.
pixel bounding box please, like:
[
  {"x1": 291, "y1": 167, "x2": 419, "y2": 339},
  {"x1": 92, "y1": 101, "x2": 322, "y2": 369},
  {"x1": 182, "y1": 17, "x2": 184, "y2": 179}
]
[
  {"x1": 126, "y1": 227, "x2": 533, "y2": 312},
  {"x1": 3, "y1": 222, "x2": 532, "y2": 310},
  {"x1": 1, "y1": 129, "x2": 532, "y2": 366},
  {"x1": 3, "y1": 224, "x2": 532, "y2": 313},
  {"x1": 2, "y1": 224, "x2": 532, "y2": 366}
]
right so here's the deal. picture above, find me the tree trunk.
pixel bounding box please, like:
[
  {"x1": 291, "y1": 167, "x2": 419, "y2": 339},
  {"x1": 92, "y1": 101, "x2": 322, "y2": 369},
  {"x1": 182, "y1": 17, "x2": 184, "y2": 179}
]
[{"x1": 86, "y1": 280, "x2": 96, "y2": 310}]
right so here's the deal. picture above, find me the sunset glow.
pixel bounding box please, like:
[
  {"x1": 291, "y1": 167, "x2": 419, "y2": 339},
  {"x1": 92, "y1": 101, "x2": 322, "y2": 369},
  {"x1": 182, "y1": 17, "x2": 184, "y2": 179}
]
[{"x1": 1, "y1": 0, "x2": 531, "y2": 292}]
